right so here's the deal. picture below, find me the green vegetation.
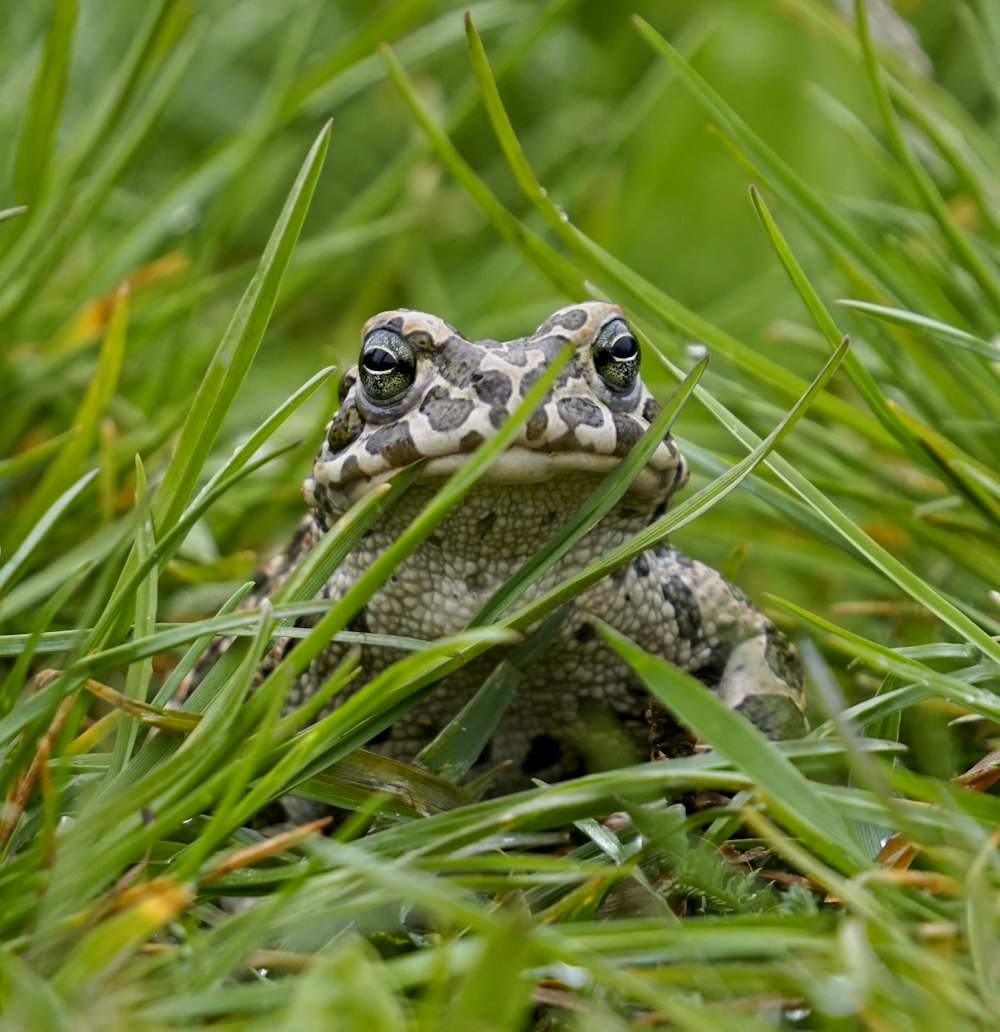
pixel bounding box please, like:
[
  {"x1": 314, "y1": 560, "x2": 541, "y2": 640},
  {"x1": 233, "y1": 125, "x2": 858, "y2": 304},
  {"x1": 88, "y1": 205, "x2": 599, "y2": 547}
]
[{"x1": 2, "y1": 1, "x2": 999, "y2": 1027}]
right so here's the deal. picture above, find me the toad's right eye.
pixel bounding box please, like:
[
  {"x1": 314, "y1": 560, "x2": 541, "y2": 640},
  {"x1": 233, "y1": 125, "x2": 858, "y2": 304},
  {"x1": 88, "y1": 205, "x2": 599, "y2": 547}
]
[{"x1": 359, "y1": 329, "x2": 416, "y2": 403}]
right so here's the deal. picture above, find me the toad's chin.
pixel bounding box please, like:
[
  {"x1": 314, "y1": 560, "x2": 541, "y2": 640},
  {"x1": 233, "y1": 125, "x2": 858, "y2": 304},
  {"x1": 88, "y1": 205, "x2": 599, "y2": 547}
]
[{"x1": 306, "y1": 445, "x2": 685, "y2": 514}]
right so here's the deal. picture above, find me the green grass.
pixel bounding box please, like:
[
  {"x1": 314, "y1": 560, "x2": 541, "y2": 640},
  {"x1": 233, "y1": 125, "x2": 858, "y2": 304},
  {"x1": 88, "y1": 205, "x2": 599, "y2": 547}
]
[{"x1": 2, "y1": 1, "x2": 1000, "y2": 1028}]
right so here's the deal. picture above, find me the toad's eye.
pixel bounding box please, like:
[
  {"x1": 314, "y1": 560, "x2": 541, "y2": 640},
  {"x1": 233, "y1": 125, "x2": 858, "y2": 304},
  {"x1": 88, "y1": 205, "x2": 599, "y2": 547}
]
[
  {"x1": 593, "y1": 319, "x2": 640, "y2": 393},
  {"x1": 359, "y1": 329, "x2": 416, "y2": 403}
]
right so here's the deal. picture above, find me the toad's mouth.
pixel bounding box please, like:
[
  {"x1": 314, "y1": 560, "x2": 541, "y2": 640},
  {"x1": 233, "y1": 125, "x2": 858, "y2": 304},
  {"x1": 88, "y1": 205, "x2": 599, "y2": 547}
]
[{"x1": 306, "y1": 443, "x2": 686, "y2": 514}]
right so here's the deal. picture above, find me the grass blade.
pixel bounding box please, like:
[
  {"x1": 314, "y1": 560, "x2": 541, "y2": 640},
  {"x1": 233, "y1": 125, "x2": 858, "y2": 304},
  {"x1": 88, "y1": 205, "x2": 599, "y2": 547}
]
[
  {"x1": 150, "y1": 120, "x2": 332, "y2": 534},
  {"x1": 11, "y1": 0, "x2": 76, "y2": 219}
]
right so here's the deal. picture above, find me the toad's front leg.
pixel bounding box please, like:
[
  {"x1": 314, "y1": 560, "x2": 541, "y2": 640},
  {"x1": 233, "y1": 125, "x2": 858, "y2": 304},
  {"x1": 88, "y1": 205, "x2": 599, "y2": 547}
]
[{"x1": 589, "y1": 542, "x2": 806, "y2": 743}]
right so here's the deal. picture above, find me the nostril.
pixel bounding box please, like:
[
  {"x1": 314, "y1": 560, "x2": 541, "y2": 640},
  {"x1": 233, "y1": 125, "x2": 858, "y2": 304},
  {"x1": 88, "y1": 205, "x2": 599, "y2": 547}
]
[{"x1": 470, "y1": 371, "x2": 484, "y2": 384}]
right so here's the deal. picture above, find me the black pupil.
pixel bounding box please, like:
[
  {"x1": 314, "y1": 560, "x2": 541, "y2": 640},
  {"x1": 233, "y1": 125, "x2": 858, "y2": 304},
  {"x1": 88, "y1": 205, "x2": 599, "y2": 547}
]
[
  {"x1": 364, "y1": 346, "x2": 398, "y2": 372},
  {"x1": 609, "y1": 333, "x2": 638, "y2": 359}
]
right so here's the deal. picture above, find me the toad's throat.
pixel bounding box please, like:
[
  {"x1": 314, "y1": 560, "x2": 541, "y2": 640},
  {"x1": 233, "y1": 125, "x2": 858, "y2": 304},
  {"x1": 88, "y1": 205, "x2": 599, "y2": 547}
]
[{"x1": 320, "y1": 476, "x2": 655, "y2": 561}]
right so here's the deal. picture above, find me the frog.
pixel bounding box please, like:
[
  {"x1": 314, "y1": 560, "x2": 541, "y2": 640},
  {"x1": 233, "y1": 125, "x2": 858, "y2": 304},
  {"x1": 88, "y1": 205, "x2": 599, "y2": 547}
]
[{"x1": 238, "y1": 301, "x2": 805, "y2": 792}]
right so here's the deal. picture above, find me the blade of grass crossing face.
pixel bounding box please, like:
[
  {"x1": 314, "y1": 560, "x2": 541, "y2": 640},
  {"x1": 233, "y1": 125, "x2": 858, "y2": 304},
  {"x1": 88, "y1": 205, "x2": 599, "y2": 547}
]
[
  {"x1": 597, "y1": 623, "x2": 868, "y2": 872},
  {"x1": 470, "y1": 354, "x2": 707, "y2": 627},
  {"x1": 263, "y1": 335, "x2": 579, "y2": 690},
  {"x1": 502, "y1": 338, "x2": 849, "y2": 634}
]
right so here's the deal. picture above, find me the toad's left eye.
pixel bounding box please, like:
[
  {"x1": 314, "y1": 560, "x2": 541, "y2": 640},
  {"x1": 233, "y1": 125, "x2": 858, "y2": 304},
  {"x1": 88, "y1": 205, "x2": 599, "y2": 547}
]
[
  {"x1": 359, "y1": 329, "x2": 416, "y2": 403},
  {"x1": 593, "y1": 319, "x2": 640, "y2": 393}
]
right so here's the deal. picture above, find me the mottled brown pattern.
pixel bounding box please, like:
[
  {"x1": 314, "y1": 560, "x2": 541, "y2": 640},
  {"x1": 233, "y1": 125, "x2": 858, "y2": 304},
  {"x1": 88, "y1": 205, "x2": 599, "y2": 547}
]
[{"x1": 197, "y1": 301, "x2": 807, "y2": 797}]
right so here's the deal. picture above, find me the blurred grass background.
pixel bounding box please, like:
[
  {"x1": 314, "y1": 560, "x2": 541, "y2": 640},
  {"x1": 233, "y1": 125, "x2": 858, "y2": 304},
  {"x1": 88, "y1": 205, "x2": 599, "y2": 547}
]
[{"x1": 2, "y1": 0, "x2": 1000, "y2": 1027}]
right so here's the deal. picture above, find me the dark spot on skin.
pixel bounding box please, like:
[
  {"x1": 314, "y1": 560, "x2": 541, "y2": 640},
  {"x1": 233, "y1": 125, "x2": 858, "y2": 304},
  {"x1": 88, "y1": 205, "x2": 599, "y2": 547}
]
[
  {"x1": 534, "y1": 314, "x2": 562, "y2": 335},
  {"x1": 736, "y1": 694, "x2": 807, "y2": 740},
  {"x1": 339, "y1": 454, "x2": 361, "y2": 481},
  {"x1": 406, "y1": 330, "x2": 434, "y2": 351},
  {"x1": 557, "y1": 396, "x2": 603, "y2": 429},
  {"x1": 489, "y1": 406, "x2": 508, "y2": 430},
  {"x1": 533, "y1": 334, "x2": 567, "y2": 362},
  {"x1": 642, "y1": 397, "x2": 661, "y2": 422},
  {"x1": 490, "y1": 343, "x2": 529, "y2": 367},
  {"x1": 338, "y1": 369, "x2": 357, "y2": 404},
  {"x1": 574, "y1": 623, "x2": 594, "y2": 643},
  {"x1": 383, "y1": 316, "x2": 405, "y2": 334},
  {"x1": 433, "y1": 339, "x2": 482, "y2": 385},
  {"x1": 765, "y1": 630, "x2": 804, "y2": 689},
  {"x1": 419, "y1": 385, "x2": 474, "y2": 431},
  {"x1": 612, "y1": 413, "x2": 643, "y2": 456},
  {"x1": 525, "y1": 409, "x2": 548, "y2": 442},
  {"x1": 692, "y1": 646, "x2": 730, "y2": 691},
  {"x1": 556, "y1": 307, "x2": 588, "y2": 331},
  {"x1": 518, "y1": 367, "x2": 542, "y2": 397},
  {"x1": 471, "y1": 369, "x2": 513, "y2": 406},
  {"x1": 310, "y1": 481, "x2": 330, "y2": 510},
  {"x1": 459, "y1": 430, "x2": 485, "y2": 451},
  {"x1": 523, "y1": 733, "x2": 564, "y2": 776},
  {"x1": 633, "y1": 553, "x2": 650, "y2": 577},
  {"x1": 662, "y1": 577, "x2": 702, "y2": 640},
  {"x1": 553, "y1": 366, "x2": 574, "y2": 390},
  {"x1": 365, "y1": 422, "x2": 420, "y2": 466},
  {"x1": 326, "y1": 406, "x2": 364, "y2": 453}
]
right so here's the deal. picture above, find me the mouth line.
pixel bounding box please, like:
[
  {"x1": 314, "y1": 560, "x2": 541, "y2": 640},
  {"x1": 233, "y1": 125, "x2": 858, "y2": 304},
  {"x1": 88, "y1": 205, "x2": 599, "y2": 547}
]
[{"x1": 325, "y1": 444, "x2": 675, "y2": 504}]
